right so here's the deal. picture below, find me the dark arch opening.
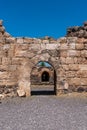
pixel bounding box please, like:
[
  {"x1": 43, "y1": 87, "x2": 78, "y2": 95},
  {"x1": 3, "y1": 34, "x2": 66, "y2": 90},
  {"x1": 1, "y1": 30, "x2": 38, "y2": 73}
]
[
  {"x1": 41, "y1": 71, "x2": 49, "y2": 82},
  {"x1": 30, "y1": 61, "x2": 57, "y2": 96}
]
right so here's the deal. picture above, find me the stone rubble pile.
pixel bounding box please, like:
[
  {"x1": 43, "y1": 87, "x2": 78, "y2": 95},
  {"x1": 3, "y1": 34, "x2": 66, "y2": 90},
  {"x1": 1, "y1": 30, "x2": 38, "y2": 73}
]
[{"x1": 67, "y1": 21, "x2": 87, "y2": 38}]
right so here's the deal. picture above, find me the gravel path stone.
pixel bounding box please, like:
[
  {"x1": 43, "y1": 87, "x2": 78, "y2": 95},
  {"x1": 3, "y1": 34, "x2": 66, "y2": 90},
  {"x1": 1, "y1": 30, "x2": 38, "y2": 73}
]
[{"x1": 0, "y1": 95, "x2": 87, "y2": 130}]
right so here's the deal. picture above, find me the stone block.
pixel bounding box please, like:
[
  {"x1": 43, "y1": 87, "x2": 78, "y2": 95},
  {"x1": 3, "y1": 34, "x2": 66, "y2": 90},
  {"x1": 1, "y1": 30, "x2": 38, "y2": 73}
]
[
  {"x1": 84, "y1": 44, "x2": 87, "y2": 49},
  {"x1": 81, "y1": 78, "x2": 87, "y2": 85},
  {"x1": 81, "y1": 50, "x2": 87, "y2": 57},
  {"x1": 75, "y1": 43, "x2": 84, "y2": 50},
  {"x1": 79, "y1": 65, "x2": 87, "y2": 70},
  {"x1": 77, "y1": 70, "x2": 87, "y2": 78},
  {"x1": 66, "y1": 71, "x2": 76, "y2": 78},
  {"x1": 0, "y1": 65, "x2": 9, "y2": 71},
  {"x1": 66, "y1": 57, "x2": 74, "y2": 64},
  {"x1": 42, "y1": 40, "x2": 49, "y2": 44},
  {"x1": 68, "y1": 50, "x2": 80, "y2": 57},
  {"x1": 23, "y1": 38, "x2": 32, "y2": 44},
  {"x1": 60, "y1": 43, "x2": 68, "y2": 50},
  {"x1": 2, "y1": 57, "x2": 11, "y2": 65},
  {"x1": 17, "y1": 38, "x2": 24, "y2": 44},
  {"x1": 57, "y1": 37, "x2": 67, "y2": 43},
  {"x1": 12, "y1": 58, "x2": 23, "y2": 65},
  {"x1": 0, "y1": 71, "x2": 8, "y2": 79},
  {"x1": 68, "y1": 78, "x2": 81, "y2": 86},
  {"x1": 0, "y1": 26, "x2": 5, "y2": 33},
  {"x1": 69, "y1": 64, "x2": 79, "y2": 71},
  {"x1": 8, "y1": 65, "x2": 17, "y2": 71},
  {"x1": 69, "y1": 43, "x2": 75, "y2": 49},
  {"x1": 60, "y1": 57, "x2": 66, "y2": 64},
  {"x1": 46, "y1": 44, "x2": 59, "y2": 50},
  {"x1": 3, "y1": 32, "x2": 11, "y2": 37},
  {"x1": 76, "y1": 38, "x2": 84, "y2": 43},
  {"x1": 17, "y1": 90, "x2": 26, "y2": 97},
  {"x1": 62, "y1": 65, "x2": 69, "y2": 71},
  {"x1": 60, "y1": 51, "x2": 67, "y2": 57},
  {"x1": 29, "y1": 44, "x2": 40, "y2": 51},
  {"x1": 0, "y1": 20, "x2": 3, "y2": 26},
  {"x1": 73, "y1": 57, "x2": 78, "y2": 63},
  {"x1": 5, "y1": 37, "x2": 16, "y2": 43}
]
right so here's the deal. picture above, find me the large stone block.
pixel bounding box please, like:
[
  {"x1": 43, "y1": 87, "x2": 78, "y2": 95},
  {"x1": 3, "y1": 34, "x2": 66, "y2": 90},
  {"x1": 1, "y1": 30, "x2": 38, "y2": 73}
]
[
  {"x1": 81, "y1": 78, "x2": 87, "y2": 85},
  {"x1": 0, "y1": 20, "x2": 3, "y2": 26},
  {"x1": 0, "y1": 71, "x2": 9, "y2": 79},
  {"x1": 66, "y1": 71, "x2": 76, "y2": 78},
  {"x1": 81, "y1": 50, "x2": 87, "y2": 57},
  {"x1": 60, "y1": 43, "x2": 68, "y2": 50},
  {"x1": 2, "y1": 57, "x2": 11, "y2": 65},
  {"x1": 46, "y1": 44, "x2": 59, "y2": 50},
  {"x1": 66, "y1": 57, "x2": 74, "y2": 64},
  {"x1": 5, "y1": 37, "x2": 16, "y2": 44},
  {"x1": 12, "y1": 58, "x2": 23, "y2": 65},
  {"x1": 75, "y1": 43, "x2": 84, "y2": 50},
  {"x1": 60, "y1": 57, "x2": 66, "y2": 64},
  {"x1": 68, "y1": 50, "x2": 80, "y2": 57},
  {"x1": 79, "y1": 65, "x2": 87, "y2": 70},
  {"x1": 68, "y1": 78, "x2": 81, "y2": 86},
  {"x1": 17, "y1": 38, "x2": 24, "y2": 44},
  {"x1": 69, "y1": 64, "x2": 79, "y2": 71},
  {"x1": 62, "y1": 65, "x2": 69, "y2": 71},
  {"x1": 0, "y1": 26, "x2": 5, "y2": 33},
  {"x1": 69, "y1": 42, "x2": 75, "y2": 49},
  {"x1": 60, "y1": 51, "x2": 67, "y2": 57},
  {"x1": 77, "y1": 70, "x2": 87, "y2": 78}
]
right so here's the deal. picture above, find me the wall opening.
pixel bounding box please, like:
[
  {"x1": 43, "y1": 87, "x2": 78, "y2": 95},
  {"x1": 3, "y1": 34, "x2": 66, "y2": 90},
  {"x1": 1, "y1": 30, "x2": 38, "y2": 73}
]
[
  {"x1": 30, "y1": 61, "x2": 56, "y2": 96},
  {"x1": 41, "y1": 71, "x2": 49, "y2": 82}
]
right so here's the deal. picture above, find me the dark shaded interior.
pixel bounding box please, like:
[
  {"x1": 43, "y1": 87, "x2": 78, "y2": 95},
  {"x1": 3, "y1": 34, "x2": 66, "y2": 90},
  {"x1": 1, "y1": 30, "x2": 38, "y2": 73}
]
[{"x1": 41, "y1": 71, "x2": 49, "y2": 82}]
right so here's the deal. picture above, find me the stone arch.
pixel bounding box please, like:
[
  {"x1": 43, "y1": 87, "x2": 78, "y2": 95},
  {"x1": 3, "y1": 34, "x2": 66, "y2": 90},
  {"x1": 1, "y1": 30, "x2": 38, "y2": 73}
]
[
  {"x1": 17, "y1": 50, "x2": 60, "y2": 96},
  {"x1": 30, "y1": 60, "x2": 57, "y2": 95}
]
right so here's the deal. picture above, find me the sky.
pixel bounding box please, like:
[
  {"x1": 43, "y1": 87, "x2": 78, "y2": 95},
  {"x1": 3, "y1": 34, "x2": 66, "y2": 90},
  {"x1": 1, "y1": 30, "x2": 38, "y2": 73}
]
[{"x1": 0, "y1": 0, "x2": 87, "y2": 38}]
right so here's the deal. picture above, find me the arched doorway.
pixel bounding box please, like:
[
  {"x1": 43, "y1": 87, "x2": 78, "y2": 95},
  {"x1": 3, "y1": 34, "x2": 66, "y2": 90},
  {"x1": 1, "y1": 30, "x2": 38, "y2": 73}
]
[
  {"x1": 30, "y1": 61, "x2": 56, "y2": 95},
  {"x1": 41, "y1": 71, "x2": 49, "y2": 82}
]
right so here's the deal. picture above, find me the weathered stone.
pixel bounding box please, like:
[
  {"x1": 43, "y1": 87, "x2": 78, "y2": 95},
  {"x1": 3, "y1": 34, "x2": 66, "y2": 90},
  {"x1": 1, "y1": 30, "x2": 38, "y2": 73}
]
[
  {"x1": 60, "y1": 51, "x2": 67, "y2": 57},
  {"x1": 68, "y1": 50, "x2": 80, "y2": 57},
  {"x1": 6, "y1": 37, "x2": 16, "y2": 43},
  {"x1": 0, "y1": 26, "x2": 5, "y2": 33},
  {"x1": 79, "y1": 65, "x2": 87, "y2": 70},
  {"x1": 69, "y1": 64, "x2": 79, "y2": 71},
  {"x1": 2, "y1": 57, "x2": 11, "y2": 65},
  {"x1": 17, "y1": 90, "x2": 26, "y2": 97},
  {"x1": 3, "y1": 32, "x2": 11, "y2": 37},
  {"x1": 81, "y1": 50, "x2": 87, "y2": 57},
  {"x1": 75, "y1": 43, "x2": 84, "y2": 50},
  {"x1": 17, "y1": 38, "x2": 24, "y2": 44},
  {"x1": 68, "y1": 78, "x2": 81, "y2": 86},
  {"x1": 69, "y1": 42, "x2": 75, "y2": 49},
  {"x1": 60, "y1": 43, "x2": 68, "y2": 50},
  {"x1": 0, "y1": 20, "x2": 3, "y2": 26},
  {"x1": 66, "y1": 57, "x2": 74, "y2": 64}
]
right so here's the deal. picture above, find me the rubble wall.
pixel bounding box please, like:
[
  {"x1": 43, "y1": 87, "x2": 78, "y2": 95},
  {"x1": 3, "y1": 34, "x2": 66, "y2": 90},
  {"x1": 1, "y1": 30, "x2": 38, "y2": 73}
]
[{"x1": 0, "y1": 20, "x2": 87, "y2": 97}]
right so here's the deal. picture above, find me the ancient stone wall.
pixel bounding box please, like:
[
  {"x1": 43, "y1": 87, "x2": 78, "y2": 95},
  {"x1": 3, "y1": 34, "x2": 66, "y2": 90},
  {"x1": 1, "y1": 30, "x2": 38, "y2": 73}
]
[{"x1": 0, "y1": 20, "x2": 87, "y2": 98}]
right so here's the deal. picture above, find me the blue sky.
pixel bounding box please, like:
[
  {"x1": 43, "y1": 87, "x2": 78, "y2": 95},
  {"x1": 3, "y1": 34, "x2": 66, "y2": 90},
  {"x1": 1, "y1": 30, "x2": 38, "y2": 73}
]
[{"x1": 0, "y1": 0, "x2": 87, "y2": 38}]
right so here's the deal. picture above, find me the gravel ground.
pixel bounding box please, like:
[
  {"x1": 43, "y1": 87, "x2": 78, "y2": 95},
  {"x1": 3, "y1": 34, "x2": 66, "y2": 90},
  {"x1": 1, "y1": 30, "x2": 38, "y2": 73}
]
[{"x1": 0, "y1": 94, "x2": 87, "y2": 130}]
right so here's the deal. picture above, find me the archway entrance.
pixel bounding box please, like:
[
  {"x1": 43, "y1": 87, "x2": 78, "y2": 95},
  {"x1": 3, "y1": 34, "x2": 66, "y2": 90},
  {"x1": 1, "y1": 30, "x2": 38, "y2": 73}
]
[{"x1": 30, "y1": 61, "x2": 56, "y2": 95}]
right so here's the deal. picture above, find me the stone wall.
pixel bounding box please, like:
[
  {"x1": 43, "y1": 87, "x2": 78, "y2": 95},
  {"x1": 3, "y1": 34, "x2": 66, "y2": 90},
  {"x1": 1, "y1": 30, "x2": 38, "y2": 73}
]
[{"x1": 0, "y1": 20, "x2": 87, "y2": 98}]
